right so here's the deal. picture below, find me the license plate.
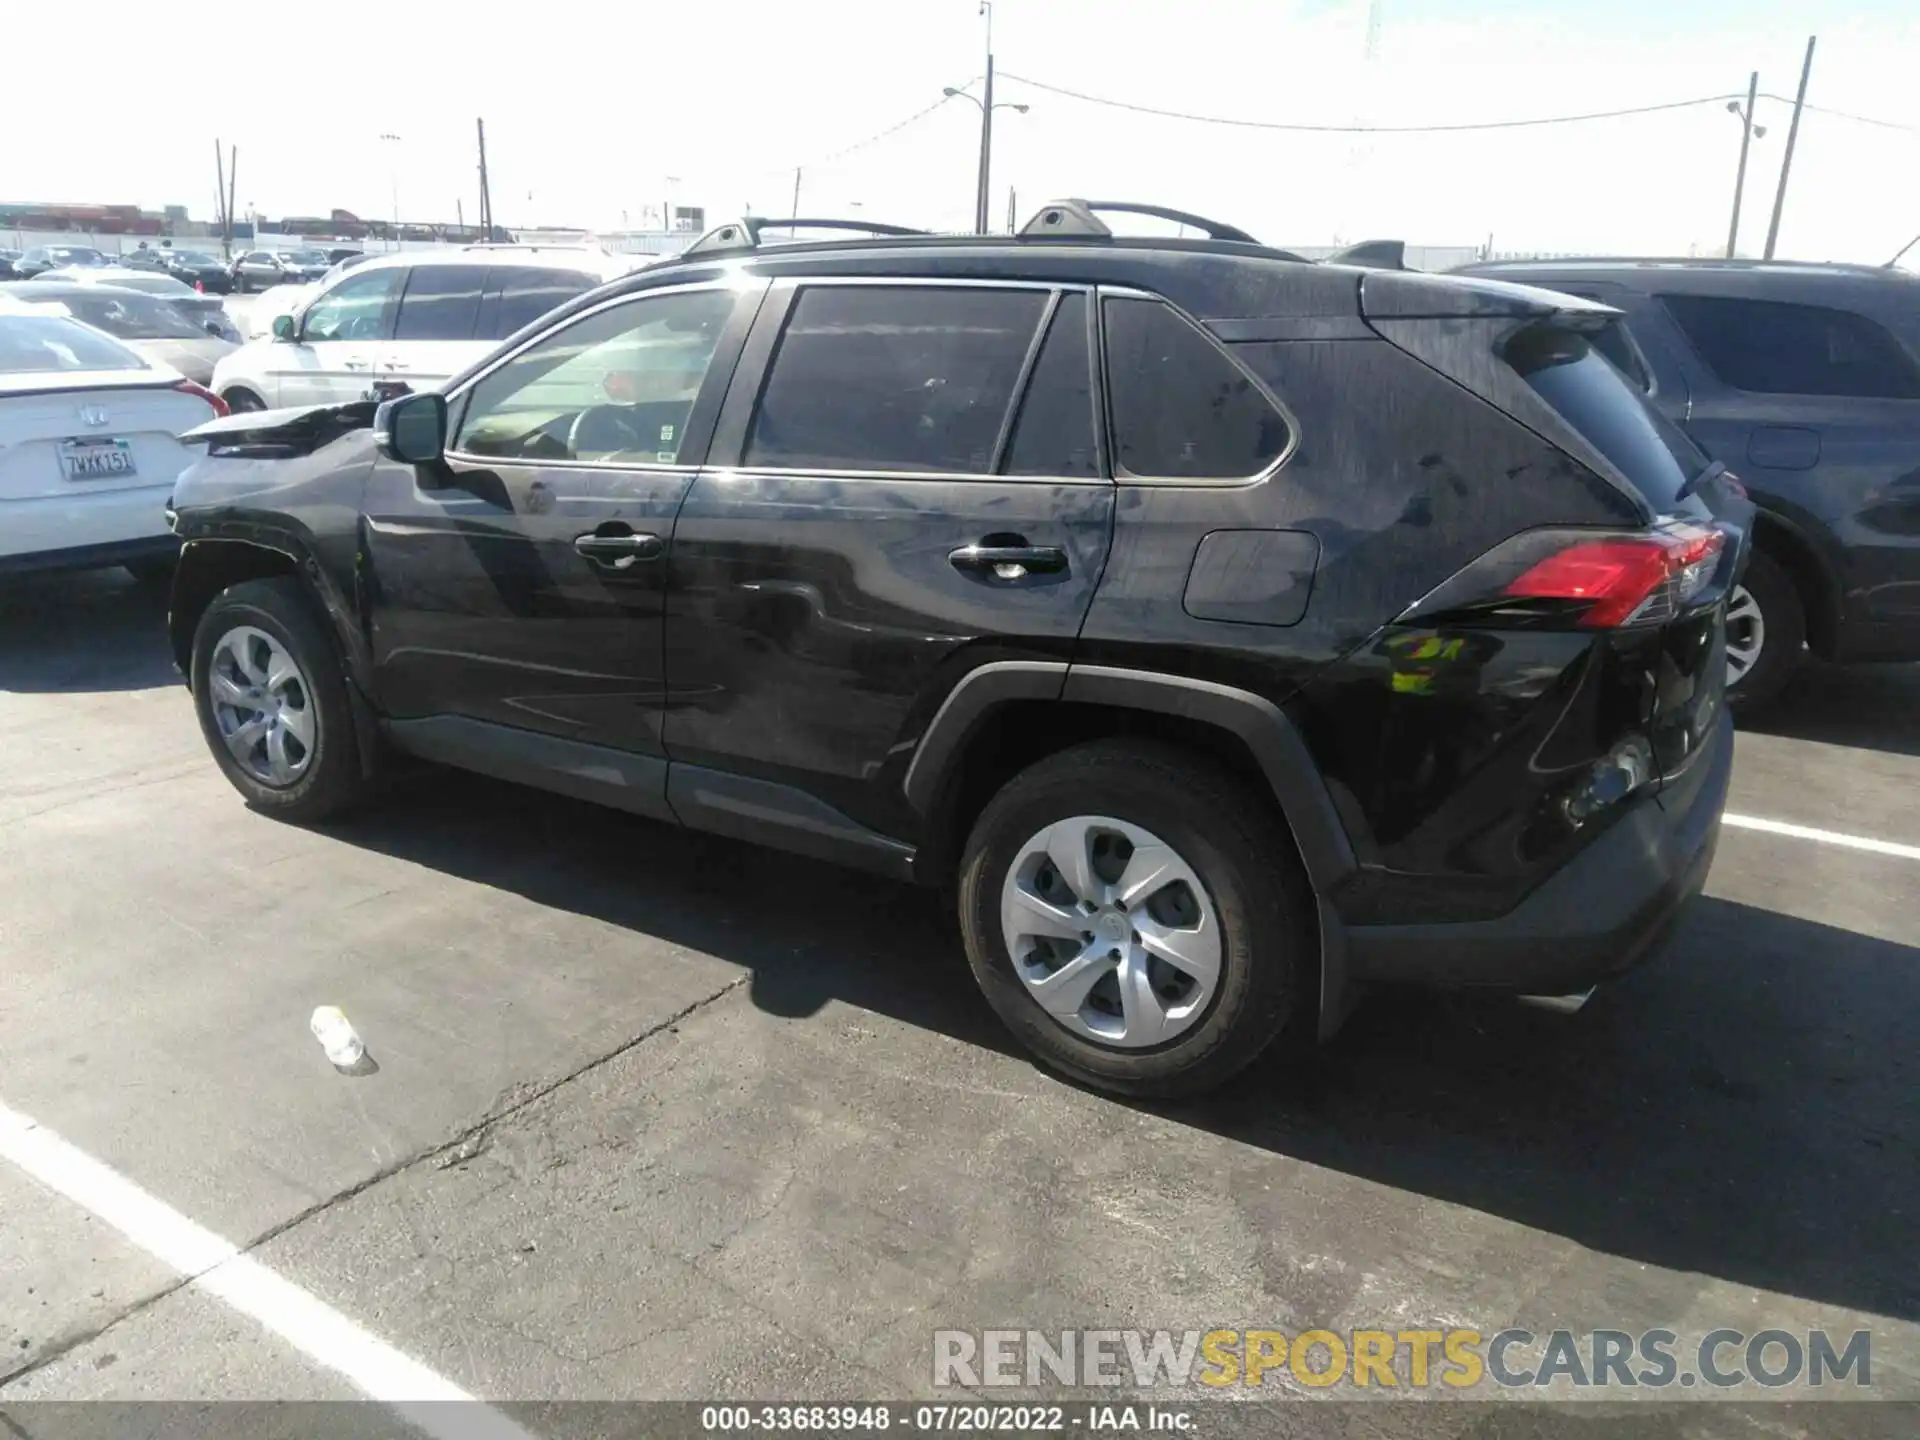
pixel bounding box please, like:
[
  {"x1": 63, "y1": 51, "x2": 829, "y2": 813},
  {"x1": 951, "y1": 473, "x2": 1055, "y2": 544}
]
[{"x1": 60, "y1": 439, "x2": 136, "y2": 480}]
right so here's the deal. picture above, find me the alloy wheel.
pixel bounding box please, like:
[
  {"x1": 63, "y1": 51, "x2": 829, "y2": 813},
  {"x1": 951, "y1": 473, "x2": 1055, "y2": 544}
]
[
  {"x1": 1725, "y1": 583, "x2": 1766, "y2": 688},
  {"x1": 207, "y1": 625, "x2": 317, "y2": 787},
  {"x1": 999, "y1": 815, "x2": 1222, "y2": 1049}
]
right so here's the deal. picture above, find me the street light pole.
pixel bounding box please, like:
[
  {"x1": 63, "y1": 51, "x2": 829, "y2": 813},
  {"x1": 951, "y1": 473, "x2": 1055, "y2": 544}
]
[
  {"x1": 379, "y1": 133, "x2": 402, "y2": 247},
  {"x1": 975, "y1": 2, "x2": 994, "y2": 234},
  {"x1": 1725, "y1": 73, "x2": 1764, "y2": 259}
]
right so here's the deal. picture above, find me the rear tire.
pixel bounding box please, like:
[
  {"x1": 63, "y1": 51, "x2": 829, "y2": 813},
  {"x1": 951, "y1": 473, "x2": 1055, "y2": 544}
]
[
  {"x1": 958, "y1": 740, "x2": 1314, "y2": 1098},
  {"x1": 190, "y1": 577, "x2": 369, "y2": 823},
  {"x1": 1726, "y1": 548, "x2": 1804, "y2": 713},
  {"x1": 223, "y1": 386, "x2": 266, "y2": 413}
]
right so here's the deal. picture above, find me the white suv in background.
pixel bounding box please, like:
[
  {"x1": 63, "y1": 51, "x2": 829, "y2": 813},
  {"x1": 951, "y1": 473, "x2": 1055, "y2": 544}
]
[{"x1": 211, "y1": 247, "x2": 638, "y2": 412}]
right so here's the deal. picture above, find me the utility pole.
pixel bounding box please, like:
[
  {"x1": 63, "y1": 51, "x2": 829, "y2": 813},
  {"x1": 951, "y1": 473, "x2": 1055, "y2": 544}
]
[
  {"x1": 1007, "y1": 186, "x2": 1016, "y2": 233},
  {"x1": 213, "y1": 140, "x2": 228, "y2": 259},
  {"x1": 379, "y1": 133, "x2": 402, "y2": 248},
  {"x1": 226, "y1": 145, "x2": 238, "y2": 257},
  {"x1": 974, "y1": 1, "x2": 994, "y2": 234},
  {"x1": 790, "y1": 168, "x2": 802, "y2": 220},
  {"x1": 1764, "y1": 36, "x2": 1816, "y2": 260},
  {"x1": 476, "y1": 119, "x2": 494, "y2": 240},
  {"x1": 1726, "y1": 72, "x2": 1763, "y2": 258}
]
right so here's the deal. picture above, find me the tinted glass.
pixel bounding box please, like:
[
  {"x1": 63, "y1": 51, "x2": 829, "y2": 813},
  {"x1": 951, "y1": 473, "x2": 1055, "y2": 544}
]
[
  {"x1": 1661, "y1": 293, "x2": 1920, "y2": 400},
  {"x1": 393, "y1": 265, "x2": 484, "y2": 342},
  {"x1": 300, "y1": 267, "x2": 401, "y2": 343},
  {"x1": 66, "y1": 291, "x2": 205, "y2": 340},
  {"x1": 1103, "y1": 298, "x2": 1289, "y2": 478},
  {"x1": 456, "y1": 288, "x2": 736, "y2": 464},
  {"x1": 0, "y1": 314, "x2": 147, "y2": 374},
  {"x1": 746, "y1": 285, "x2": 1046, "y2": 473},
  {"x1": 1590, "y1": 320, "x2": 1650, "y2": 391},
  {"x1": 1004, "y1": 293, "x2": 1099, "y2": 478},
  {"x1": 1507, "y1": 325, "x2": 1693, "y2": 506},
  {"x1": 477, "y1": 267, "x2": 599, "y2": 341}
]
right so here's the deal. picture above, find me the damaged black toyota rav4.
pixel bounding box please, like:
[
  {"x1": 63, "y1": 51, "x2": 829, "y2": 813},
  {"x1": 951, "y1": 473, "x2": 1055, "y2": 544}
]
[{"x1": 166, "y1": 202, "x2": 1747, "y2": 1097}]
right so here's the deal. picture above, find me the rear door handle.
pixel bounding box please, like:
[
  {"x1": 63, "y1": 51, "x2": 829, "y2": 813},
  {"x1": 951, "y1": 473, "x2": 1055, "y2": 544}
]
[
  {"x1": 949, "y1": 543, "x2": 1069, "y2": 581},
  {"x1": 574, "y1": 531, "x2": 664, "y2": 570},
  {"x1": 382, "y1": 360, "x2": 412, "y2": 371},
  {"x1": 341, "y1": 359, "x2": 368, "y2": 369}
]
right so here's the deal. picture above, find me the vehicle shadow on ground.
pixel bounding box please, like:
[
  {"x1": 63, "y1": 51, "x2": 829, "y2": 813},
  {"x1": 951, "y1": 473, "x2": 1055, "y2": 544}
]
[
  {"x1": 333, "y1": 769, "x2": 1919, "y2": 1328},
  {"x1": 0, "y1": 571, "x2": 177, "y2": 694},
  {"x1": 1738, "y1": 659, "x2": 1920, "y2": 759}
]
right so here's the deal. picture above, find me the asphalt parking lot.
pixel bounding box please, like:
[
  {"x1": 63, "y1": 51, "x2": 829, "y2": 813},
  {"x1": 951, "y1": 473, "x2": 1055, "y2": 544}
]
[{"x1": 2, "y1": 567, "x2": 1917, "y2": 1435}]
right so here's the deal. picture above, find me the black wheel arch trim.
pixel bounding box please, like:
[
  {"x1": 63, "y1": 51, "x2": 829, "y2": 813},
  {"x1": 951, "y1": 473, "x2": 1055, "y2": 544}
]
[
  {"x1": 172, "y1": 531, "x2": 383, "y2": 777},
  {"x1": 906, "y1": 660, "x2": 1361, "y2": 1040}
]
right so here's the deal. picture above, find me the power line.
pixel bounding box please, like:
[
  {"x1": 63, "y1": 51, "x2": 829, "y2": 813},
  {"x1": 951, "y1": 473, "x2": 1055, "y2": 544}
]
[
  {"x1": 1758, "y1": 93, "x2": 1920, "y2": 133},
  {"x1": 999, "y1": 72, "x2": 1747, "y2": 132},
  {"x1": 803, "y1": 83, "x2": 978, "y2": 170}
]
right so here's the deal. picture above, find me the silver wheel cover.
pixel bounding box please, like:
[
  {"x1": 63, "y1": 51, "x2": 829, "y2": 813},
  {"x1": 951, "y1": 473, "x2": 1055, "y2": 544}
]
[
  {"x1": 207, "y1": 625, "x2": 317, "y2": 787},
  {"x1": 999, "y1": 815, "x2": 1223, "y2": 1049},
  {"x1": 1725, "y1": 583, "x2": 1765, "y2": 687}
]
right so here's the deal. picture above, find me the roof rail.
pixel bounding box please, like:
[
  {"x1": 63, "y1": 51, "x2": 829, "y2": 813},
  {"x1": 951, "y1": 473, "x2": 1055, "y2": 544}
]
[
  {"x1": 680, "y1": 216, "x2": 929, "y2": 258},
  {"x1": 1018, "y1": 199, "x2": 1259, "y2": 244},
  {"x1": 1326, "y1": 239, "x2": 1407, "y2": 270}
]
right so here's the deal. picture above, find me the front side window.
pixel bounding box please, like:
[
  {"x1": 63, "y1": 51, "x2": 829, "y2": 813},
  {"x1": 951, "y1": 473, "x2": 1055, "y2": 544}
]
[
  {"x1": 745, "y1": 285, "x2": 1047, "y2": 474},
  {"x1": 300, "y1": 268, "x2": 402, "y2": 343},
  {"x1": 393, "y1": 265, "x2": 484, "y2": 342},
  {"x1": 1103, "y1": 297, "x2": 1290, "y2": 479},
  {"x1": 1660, "y1": 293, "x2": 1920, "y2": 400},
  {"x1": 455, "y1": 288, "x2": 737, "y2": 464}
]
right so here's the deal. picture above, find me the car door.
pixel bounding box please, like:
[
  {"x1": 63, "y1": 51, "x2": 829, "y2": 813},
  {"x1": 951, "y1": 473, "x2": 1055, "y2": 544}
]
[
  {"x1": 375, "y1": 262, "x2": 485, "y2": 395},
  {"x1": 360, "y1": 279, "x2": 763, "y2": 815},
  {"x1": 663, "y1": 279, "x2": 1115, "y2": 851},
  {"x1": 1657, "y1": 290, "x2": 1920, "y2": 626},
  {"x1": 275, "y1": 265, "x2": 403, "y2": 408}
]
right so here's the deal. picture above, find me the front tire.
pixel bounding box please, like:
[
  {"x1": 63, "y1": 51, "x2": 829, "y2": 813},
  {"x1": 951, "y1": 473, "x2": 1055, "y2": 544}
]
[
  {"x1": 222, "y1": 386, "x2": 266, "y2": 413},
  {"x1": 958, "y1": 740, "x2": 1314, "y2": 1098},
  {"x1": 190, "y1": 577, "x2": 368, "y2": 823},
  {"x1": 1726, "y1": 549, "x2": 1804, "y2": 713}
]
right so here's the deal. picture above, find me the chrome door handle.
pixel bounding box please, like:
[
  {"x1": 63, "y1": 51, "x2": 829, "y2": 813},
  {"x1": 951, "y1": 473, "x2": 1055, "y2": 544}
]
[
  {"x1": 948, "y1": 543, "x2": 1069, "y2": 581},
  {"x1": 573, "y1": 531, "x2": 664, "y2": 570}
]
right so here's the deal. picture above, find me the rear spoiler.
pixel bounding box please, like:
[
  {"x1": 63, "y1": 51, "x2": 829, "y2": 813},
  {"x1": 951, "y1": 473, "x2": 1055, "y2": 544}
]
[
  {"x1": 181, "y1": 398, "x2": 376, "y2": 458},
  {"x1": 1360, "y1": 270, "x2": 1621, "y2": 328}
]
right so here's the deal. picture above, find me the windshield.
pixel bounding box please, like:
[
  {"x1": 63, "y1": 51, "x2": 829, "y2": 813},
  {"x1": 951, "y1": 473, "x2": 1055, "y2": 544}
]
[
  {"x1": 279, "y1": 250, "x2": 328, "y2": 265},
  {"x1": 171, "y1": 251, "x2": 219, "y2": 266},
  {"x1": 0, "y1": 312, "x2": 148, "y2": 373},
  {"x1": 50, "y1": 247, "x2": 106, "y2": 266},
  {"x1": 64, "y1": 291, "x2": 207, "y2": 341}
]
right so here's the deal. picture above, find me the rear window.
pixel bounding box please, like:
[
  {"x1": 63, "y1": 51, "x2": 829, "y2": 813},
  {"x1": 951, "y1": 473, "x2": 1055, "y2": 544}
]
[
  {"x1": 1506, "y1": 325, "x2": 1695, "y2": 506},
  {"x1": 65, "y1": 292, "x2": 207, "y2": 341},
  {"x1": 1660, "y1": 293, "x2": 1920, "y2": 400},
  {"x1": 0, "y1": 313, "x2": 148, "y2": 374}
]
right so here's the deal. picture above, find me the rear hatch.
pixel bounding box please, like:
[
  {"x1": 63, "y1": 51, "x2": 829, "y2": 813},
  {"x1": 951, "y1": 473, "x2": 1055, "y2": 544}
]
[
  {"x1": 0, "y1": 371, "x2": 212, "y2": 502},
  {"x1": 1361, "y1": 271, "x2": 1748, "y2": 785}
]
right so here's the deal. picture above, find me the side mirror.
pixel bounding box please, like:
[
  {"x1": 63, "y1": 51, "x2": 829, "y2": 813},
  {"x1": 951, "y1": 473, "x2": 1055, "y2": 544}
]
[
  {"x1": 376, "y1": 392, "x2": 447, "y2": 465},
  {"x1": 270, "y1": 313, "x2": 297, "y2": 342},
  {"x1": 204, "y1": 319, "x2": 225, "y2": 337}
]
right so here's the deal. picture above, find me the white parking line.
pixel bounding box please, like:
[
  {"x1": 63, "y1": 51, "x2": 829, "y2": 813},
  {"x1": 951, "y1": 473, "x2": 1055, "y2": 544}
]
[
  {"x1": 1723, "y1": 812, "x2": 1920, "y2": 862},
  {"x1": 0, "y1": 1100, "x2": 536, "y2": 1440}
]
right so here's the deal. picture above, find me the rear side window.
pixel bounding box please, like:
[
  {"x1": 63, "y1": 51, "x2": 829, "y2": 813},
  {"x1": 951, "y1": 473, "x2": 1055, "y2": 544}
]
[
  {"x1": 1660, "y1": 293, "x2": 1920, "y2": 400},
  {"x1": 1590, "y1": 320, "x2": 1651, "y2": 392},
  {"x1": 393, "y1": 265, "x2": 484, "y2": 342},
  {"x1": 477, "y1": 267, "x2": 600, "y2": 341},
  {"x1": 745, "y1": 285, "x2": 1047, "y2": 474},
  {"x1": 1507, "y1": 325, "x2": 1693, "y2": 506},
  {"x1": 1102, "y1": 297, "x2": 1289, "y2": 478},
  {"x1": 1004, "y1": 294, "x2": 1100, "y2": 478}
]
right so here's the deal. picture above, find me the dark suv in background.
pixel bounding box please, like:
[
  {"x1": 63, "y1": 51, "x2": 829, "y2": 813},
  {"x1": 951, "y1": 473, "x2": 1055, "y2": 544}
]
[
  {"x1": 1458, "y1": 258, "x2": 1920, "y2": 706},
  {"x1": 165, "y1": 203, "x2": 1743, "y2": 1096}
]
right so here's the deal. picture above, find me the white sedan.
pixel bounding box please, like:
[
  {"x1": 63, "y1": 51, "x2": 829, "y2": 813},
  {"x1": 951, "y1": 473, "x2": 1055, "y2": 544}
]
[{"x1": 0, "y1": 300, "x2": 226, "y2": 581}]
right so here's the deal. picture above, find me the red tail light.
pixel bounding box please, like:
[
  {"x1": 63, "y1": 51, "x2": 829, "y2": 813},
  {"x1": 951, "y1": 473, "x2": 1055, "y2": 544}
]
[
  {"x1": 175, "y1": 378, "x2": 230, "y2": 418},
  {"x1": 1506, "y1": 526, "x2": 1724, "y2": 628}
]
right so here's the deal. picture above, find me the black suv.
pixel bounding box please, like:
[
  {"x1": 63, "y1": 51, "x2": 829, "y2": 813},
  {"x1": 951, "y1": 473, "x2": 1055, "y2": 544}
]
[
  {"x1": 166, "y1": 203, "x2": 1742, "y2": 1096},
  {"x1": 1457, "y1": 257, "x2": 1920, "y2": 706}
]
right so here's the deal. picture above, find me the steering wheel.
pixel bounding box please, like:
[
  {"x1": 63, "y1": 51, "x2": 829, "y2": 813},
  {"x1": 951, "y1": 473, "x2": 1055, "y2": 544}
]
[{"x1": 566, "y1": 405, "x2": 646, "y2": 459}]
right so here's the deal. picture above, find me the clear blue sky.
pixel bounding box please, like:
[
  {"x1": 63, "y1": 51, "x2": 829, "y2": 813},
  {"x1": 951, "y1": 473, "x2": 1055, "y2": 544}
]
[{"x1": 8, "y1": 0, "x2": 1917, "y2": 262}]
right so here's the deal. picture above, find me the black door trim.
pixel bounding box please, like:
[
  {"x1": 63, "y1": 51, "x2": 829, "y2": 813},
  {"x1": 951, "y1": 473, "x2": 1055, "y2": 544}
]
[
  {"x1": 386, "y1": 715, "x2": 675, "y2": 822},
  {"x1": 902, "y1": 660, "x2": 1071, "y2": 814},
  {"x1": 667, "y1": 765, "x2": 916, "y2": 882}
]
